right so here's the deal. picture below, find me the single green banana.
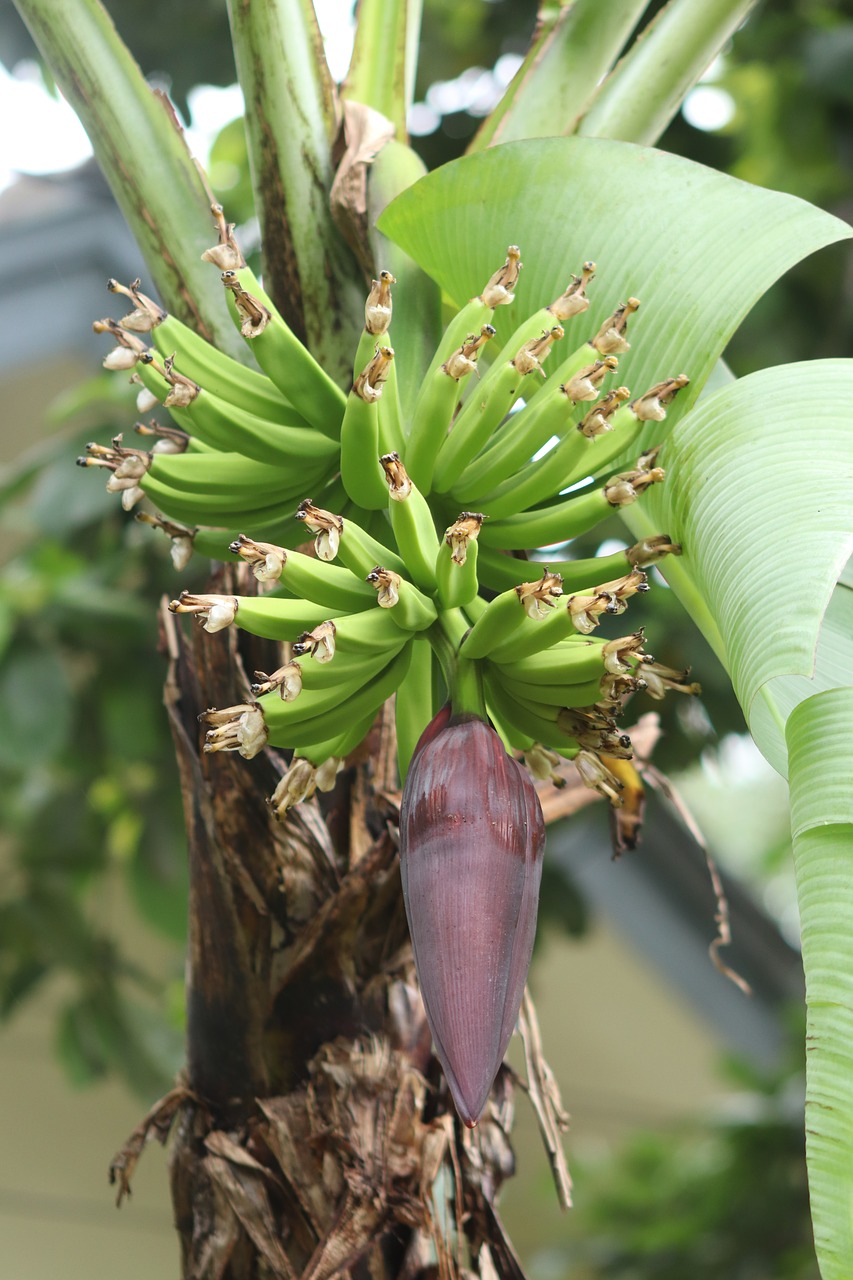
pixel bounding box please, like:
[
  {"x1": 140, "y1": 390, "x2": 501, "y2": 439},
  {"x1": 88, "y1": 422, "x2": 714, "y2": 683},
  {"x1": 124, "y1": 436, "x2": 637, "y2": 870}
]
[
  {"x1": 230, "y1": 536, "x2": 378, "y2": 612},
  {"x1": 141, "y1": 475, "x2": 308, "y2": 526},
  {"x1": 331, "y1": 508, "x2": 407, "y2": 578},
  {"x1": 405, "y1": 323, "x2": 496, "y2": 491},
  {"x1": 432, "y1": 324, "x2": 579, "y2": 493},
  {"x1": 488, "y1": 636, "x2": 607, "y2": 686},
  {"x1": 150, "y1": 313, "x2": 300, "y2": 420},
  {"x1": 434, "y1": 512, "x2": 483, "y2": 609},
  {"x1": 381, "y1": 453, "x2": 440, "y2": 592},
  {"x1": 458, "y1": 572, "x2": 565, "y2": 660},
  {"x1": 340, "y1": 346, "x2": 395, "y2": 509},
  {"x1": 394, "y1": 634, "x2": 435, "y2": 781},
  {"x1": 483, "y1": 674, "x2": 582, "y2": 754},
  {"x1": 262, "y1": 643, "x2": 413, "y2": 748},
  {"x1": 219, "y1": 268, "x2": 346, "y2": 436},
  {"x1": 496, "y1": 669, "x2": 606, "y2": 711},
  {"x1": 147, "y1": 450, "x2": 308, "y2": 497},
  {"x1": 479, "y1": 456, "x2": 666, "y2": 551},
  {"x1": 364, "y1": 565, "x2": 438, "y2": 632},
  {"x1": 295, "y1": 709, "x2": 379, "y2": 769},
  {"x1": 135, "y1": 354, "x2": 339, "y2": 467}
]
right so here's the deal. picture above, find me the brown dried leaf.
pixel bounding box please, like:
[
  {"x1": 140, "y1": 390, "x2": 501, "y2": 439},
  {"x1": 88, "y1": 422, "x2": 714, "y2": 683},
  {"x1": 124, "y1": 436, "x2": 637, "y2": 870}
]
[
  {"x1": 517, "y1": 990, "x2": 572, "y2": 1211},
  {"x1": 109, "y1": 1085, "x2": 192, "y2": 1206},
  {"x1": 330, "y1": 100, "x2": 396, "y2": 273}
]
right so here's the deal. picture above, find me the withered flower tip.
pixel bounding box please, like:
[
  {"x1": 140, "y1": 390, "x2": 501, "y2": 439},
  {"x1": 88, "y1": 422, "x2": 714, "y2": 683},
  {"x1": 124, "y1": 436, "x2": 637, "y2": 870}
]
[
  {"x1": 512, "y1": 325, "x2": 564, "y2": 378},
  {"x1": 295, "y1": 500, "x2": 343, "y2": 561},
  {"x1": 626, "y1": 535, "x2": 682, "y2": 567},
  {"x1": 548, "y1": 261, "x2": 596, "y2": 321},
  {"x1": 169, "y1": 591, "x2": 237, "y2": 633},
  {"x1": 480, "y1": 245, "x2": 522, "y2": 308},
  {"x1": 292, "y1": 620, "x2": 336, "y2": 663},
  {"x1": 354, "y1": 346, "x2": 394, "y2": 402},
  {"x1": 380, "y1": 452, "x2": 413, "y2": 501},
  {"x1": 563, "y1": 356, "x2": 619, "y2": 403},
  {"x1": 516, "y1": 571, "x2": 563, "y2": 619},
  {"x1": 444, "y1": 512, "x2": 485, "y2": 565},
  {"x1": 220, "y1": 270, "x2": 271, "y2": 338},
  {"x1": 364, "y1": 270, "x2": 396, "y2": 336},
  {"x1": 251, "y1": 661, "x2": 303, "y2": 701},
  {"x1": 136, "y1": 511, "x2": 196, "y2": 571},
  {"x1": 201, "y1": 703, "x2": 267, "y2": 759},
  {"x1": 631, "y1": 374, "x2": 690, "y2": 422},
  {"x1": 366, "y1": 565, "x2": 401, "y2": 608},
  {"x1": 229, "y1": 533, "x2": 286, "y2": 582},
  {"x1": 442, "y1": 325, "x2": 495, "y2": 381},
  {"x1": 591, "y1": 297, "x2": 640, "y2": 355},
  {"x1": 201, "y1": 204, "x2": 246, "y2": 271},
  {"x1": 578, "y1": 386, "x2": 631, "y2": 438}
]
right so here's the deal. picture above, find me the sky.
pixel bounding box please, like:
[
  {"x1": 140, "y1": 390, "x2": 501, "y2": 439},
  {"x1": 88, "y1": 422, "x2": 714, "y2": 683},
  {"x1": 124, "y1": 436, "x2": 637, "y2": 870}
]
[{"x1": 0, "y1": 5, "x2": 735, "y2": 197}]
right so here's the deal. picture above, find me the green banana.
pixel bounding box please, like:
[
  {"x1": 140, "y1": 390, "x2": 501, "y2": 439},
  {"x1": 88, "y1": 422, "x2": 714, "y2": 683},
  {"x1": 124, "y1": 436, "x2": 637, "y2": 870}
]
[
  {"x1": 434, "y1": 513, "x2": 484, "y2": 609},
  {"x1": 365, "y1": 566, "x2": 438, "y2": 632},
  {"x1": 487, "y1": 636, "x2": 607, "y2": 686},
  {"x1": 394, "y1": 635, "x2": 435, "y2": 781},
  {"x1": 453, "y1": 360, "x2": 622, "y2": 514},
  {"x1": 496, "y1": 668, "x2": 606, "y2": 711},
  {"x1": 150, "y1": 314, "x2": 300, "y2": 420},
  {"x1": 135, "y1": 353, "x2": 339, "y2": 467},
  {"x1": 229, "y1": 535, "x2": 378, "y2": 612},
  {"x1": 458, "y1": 572, "x2": 565, "y2": 660},
  {"x1": 261, "y1": 643, "x2": 413, "y2": 748},
  {"x1": 434, "y1": 330, "x2": 597, "y2": 496},
  {"x1": 381, "y1": 453, "x2": 440, "y2": 592},
  {"x1": 340, "y1": 345, "x2": 395, "y2": 509},
  {"x1": 477, "y1": 458, "x2": 666, "y2": 551},
  {"x1": 146, "y1": 450, "x2": 310, "y2": 497},
  {"x1": 483, "y1": 674, "x2": 582, "y2": 754},
  {"x1": 219, "y1": 268, "x2": 346, "y2": 436},
  {"x1": 405, "y1": 323, "x2": 496, "y2": 492}
]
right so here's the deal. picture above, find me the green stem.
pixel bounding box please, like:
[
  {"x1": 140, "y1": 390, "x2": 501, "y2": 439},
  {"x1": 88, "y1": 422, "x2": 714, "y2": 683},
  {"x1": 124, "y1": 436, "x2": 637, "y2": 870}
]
[
  {"x1": 429, "y1": 610, "x2": 488, "y2": 720},
  {"x1": 13, "y1": 0, "x2": 245, "y2": 358},
  {"x1": 579, "y1": 0, "x2": 759, "y2": 147}
]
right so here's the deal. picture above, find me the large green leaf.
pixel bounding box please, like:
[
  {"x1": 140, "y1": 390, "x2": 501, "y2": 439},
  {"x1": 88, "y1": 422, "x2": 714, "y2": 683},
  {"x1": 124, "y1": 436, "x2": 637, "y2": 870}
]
[
  {"x1": 637, "y1": 361, "x2": 853, "y2": 776},
  {"x1": 787, "y1": 688, "x2": 853, "y2": 1280},
  {"x1": 378, "y1": 137, "x2": 851, "y2": 460}
]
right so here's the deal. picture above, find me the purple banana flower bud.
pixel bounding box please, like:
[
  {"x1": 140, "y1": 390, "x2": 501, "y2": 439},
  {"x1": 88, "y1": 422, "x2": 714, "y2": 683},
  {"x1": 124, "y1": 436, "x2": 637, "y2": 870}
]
[{"x1": 400, "y1": 707, "x2": 545, "y2": 1127}]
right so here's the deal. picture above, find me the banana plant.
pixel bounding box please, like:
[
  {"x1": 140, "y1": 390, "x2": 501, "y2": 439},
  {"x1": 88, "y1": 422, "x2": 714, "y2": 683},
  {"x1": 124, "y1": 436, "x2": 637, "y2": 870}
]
[{"x1": 12, "y1": 0, "x2": 853, "y2": 1275}]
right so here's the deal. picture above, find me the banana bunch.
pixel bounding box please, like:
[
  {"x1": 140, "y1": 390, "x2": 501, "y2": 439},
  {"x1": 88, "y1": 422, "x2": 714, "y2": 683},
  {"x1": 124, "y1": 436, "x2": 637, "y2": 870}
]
[{"x1": 80, "y1": 203, "x2": 699, "y2": 824}]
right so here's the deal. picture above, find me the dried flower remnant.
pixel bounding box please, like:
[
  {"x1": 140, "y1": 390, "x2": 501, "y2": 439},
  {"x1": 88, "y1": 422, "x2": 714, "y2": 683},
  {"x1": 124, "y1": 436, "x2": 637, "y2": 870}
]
[
  {"x1": 229, "y1": 534, "x2": 286, "y2": 582},
  {"x1": 364, "y1": 270, "x2": 396, "y2": 336},
  {"x1": 220, "y1": 270, "x2": 271, "y2": 338},
  {"x1": 442, "y1": 325, "x2": 496, "y2": 381},
  {"x1": 135, "y1": 511, "x2": 196, "y2": 571},
  {"x1": 366, "y1": 565, "x2": 401, "y2": 608},
  {"x1": 563, "y1": 355, "x2": 619, "y2": 403},
  {"x1": 517, "y1": 571, "x2": 564, "y2": 619},
  {"x1": 108, "y1": 276, "x2": 166, "y2": 332},
  {"x1": 444, "y1": 512, "x2": 485, "y2": 565},
  {"x1": 295, "y1": 500, "x2": 343, "y2": 561},
  {"x1": 548, "y1": 262, "x2": 596, "y2": 321},
  {"x1": 631, "y1": 373, "x2": 690, "y2": 421},
  {"x1": 591, "y1": 297, "x2": 640, "y2": 355},
  {"x1": 251, "y1": 662, "x2": 303, "y2": 701},
  {"x1": 168, "y1": 591, "x2": 238, "y2": 633},
  {"x1": 292, "y1": 620, "x2": 336, "y2": 663},
  {"x1": 200, "y1": 703, "x2": 267, "y2": 758},
  {"x1": 354, "y1": 345, "x2": 394, "y2": 402},
  {"x1": 200, "y1": 203, "x2": 247, "y2": 272},
  {"x1": 380, "y1": 451, "x2": 413, "y2": 500},
  {"x1": 512, "y1": 325, "x2": 564, "y2": 378},
  {"x1": 578, "y1": 386, "x2": 631, "y2": 438},
  {"x1": 480, "y1": 244, "x2": 522, "y2": 307}
]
